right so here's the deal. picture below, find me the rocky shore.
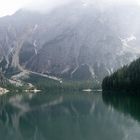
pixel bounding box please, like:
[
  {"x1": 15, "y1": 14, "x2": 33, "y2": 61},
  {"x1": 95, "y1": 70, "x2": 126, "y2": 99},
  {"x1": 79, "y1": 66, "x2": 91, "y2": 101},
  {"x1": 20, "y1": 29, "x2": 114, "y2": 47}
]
[{"x1": 0, "y1": 87, "x2": 9, "y2": 95}]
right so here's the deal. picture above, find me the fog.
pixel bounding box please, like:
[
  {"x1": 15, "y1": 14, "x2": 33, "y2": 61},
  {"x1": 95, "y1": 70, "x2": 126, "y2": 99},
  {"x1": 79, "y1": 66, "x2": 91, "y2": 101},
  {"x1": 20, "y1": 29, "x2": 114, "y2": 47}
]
[
  {"x1": 0, "y1": 0, "x2": 140, "y2": 17},
  {"x1": 25, "y1": 0, "x2": 140, "y2": 12},
  {"x1": 25, "y1": 0, "x2": 73, "y2": 13}
]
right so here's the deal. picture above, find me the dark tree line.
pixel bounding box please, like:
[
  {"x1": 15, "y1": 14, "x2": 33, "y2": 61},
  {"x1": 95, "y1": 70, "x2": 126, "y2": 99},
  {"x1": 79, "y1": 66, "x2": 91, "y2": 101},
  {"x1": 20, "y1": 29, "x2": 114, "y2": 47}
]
[{"x1": 102, "y1": 57, "x2": 140, "y2": 91}]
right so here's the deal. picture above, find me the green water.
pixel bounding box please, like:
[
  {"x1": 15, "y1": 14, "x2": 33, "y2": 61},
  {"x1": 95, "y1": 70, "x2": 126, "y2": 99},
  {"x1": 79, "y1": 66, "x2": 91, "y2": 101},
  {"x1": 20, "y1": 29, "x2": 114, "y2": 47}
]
[{"x1": 0, "y1": 91, "x2": 140, "y2": 140}]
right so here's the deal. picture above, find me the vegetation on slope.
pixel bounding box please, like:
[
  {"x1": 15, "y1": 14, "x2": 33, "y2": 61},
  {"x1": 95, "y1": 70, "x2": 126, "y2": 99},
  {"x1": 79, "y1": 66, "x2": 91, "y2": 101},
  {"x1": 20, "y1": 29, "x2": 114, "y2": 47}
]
[
  {"x1": 24, "y1": 74, "x2": 101, "y2": 91},
  {"x1": 102, "y1": 58, "x2": 140, "y2": 91}
]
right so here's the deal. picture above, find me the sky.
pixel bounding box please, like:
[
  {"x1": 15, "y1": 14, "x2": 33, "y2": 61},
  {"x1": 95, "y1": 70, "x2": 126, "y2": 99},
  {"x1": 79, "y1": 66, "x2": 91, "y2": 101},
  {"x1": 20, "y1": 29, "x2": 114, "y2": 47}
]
[
  {"x1": 0, "y1": 0, "x2": 73, "y2": 17},
  {"x1": 0, "y1": 0, "x2": 140, "y2": 17}
]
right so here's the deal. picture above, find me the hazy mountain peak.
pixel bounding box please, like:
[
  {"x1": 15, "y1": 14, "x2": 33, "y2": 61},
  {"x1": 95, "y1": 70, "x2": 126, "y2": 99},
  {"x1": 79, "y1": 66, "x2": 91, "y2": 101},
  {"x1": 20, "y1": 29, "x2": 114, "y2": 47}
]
[{"x1": 0, "y1": 3, "x2": 140, "y2": 81}]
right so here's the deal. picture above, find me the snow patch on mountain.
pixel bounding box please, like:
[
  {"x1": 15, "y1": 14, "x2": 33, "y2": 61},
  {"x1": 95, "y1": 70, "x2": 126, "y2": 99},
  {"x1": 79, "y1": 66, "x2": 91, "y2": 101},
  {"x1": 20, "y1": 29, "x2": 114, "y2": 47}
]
[
  {"x1": 88, "y1": 65, "x2": 95, "y2": 78},
  {"x1": 61, "y1": 66, "x2": 71, "y2": 74},
  {"x1": 120, "y1": 35, "x2": 140, "y2": 56},
  {"x1": 33, "y1": 40, "x2": 38, "y2": 55},
  {"x1": 71, "y1": 66, "x2": 79, "y2": 78},
  {"x1": 33, "y1": 24, "x2": 38, "y2": 32}
]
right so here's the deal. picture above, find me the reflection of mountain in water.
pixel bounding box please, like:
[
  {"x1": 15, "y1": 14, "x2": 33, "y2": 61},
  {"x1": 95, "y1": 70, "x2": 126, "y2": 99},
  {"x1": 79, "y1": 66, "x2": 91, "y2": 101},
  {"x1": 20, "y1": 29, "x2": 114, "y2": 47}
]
[
  {"x1": 0, "y1": 92, "x2": 118, "y2": 140},
  {"x1": 0, "y1": 91, "x2": 140, "y2": 140},
  {"x1": 0, "y1": 92, "x2": 99, "y2": 140},
  {"x1": 102, "y1": 91, "x2": 140, "y2": 122}
]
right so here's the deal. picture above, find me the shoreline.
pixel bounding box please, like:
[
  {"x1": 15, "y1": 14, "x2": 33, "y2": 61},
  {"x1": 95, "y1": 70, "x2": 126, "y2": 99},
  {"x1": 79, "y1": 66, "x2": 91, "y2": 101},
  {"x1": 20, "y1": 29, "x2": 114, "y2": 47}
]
[{"x1": 0, "y1": 87, "x2": 9, "y2": 95}]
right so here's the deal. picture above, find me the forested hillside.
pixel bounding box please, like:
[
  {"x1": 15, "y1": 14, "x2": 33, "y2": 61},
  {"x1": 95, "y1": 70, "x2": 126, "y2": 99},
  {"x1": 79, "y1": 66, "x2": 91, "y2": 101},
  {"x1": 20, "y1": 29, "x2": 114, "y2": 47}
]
[{"x1": 102, "y1": 58, "x2": 140, "y2": 91}]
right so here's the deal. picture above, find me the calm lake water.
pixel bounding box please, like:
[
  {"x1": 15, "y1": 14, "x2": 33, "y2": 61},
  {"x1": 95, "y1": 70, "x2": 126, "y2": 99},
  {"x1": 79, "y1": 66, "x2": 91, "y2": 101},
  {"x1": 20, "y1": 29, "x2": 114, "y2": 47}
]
[{"x1": 0, "y1": 91, "x2": 140, "y2": 140}]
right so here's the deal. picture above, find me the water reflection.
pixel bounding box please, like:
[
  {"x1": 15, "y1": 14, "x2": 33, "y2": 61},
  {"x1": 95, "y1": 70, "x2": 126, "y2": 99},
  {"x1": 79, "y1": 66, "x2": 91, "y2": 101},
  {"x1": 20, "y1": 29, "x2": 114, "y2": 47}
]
[
  {"x1": 102, "y1": 91, "x2": 140, "y2": 123},
  {"x1": 0, "y1": 91, "x2": 140, "y2": 140}
]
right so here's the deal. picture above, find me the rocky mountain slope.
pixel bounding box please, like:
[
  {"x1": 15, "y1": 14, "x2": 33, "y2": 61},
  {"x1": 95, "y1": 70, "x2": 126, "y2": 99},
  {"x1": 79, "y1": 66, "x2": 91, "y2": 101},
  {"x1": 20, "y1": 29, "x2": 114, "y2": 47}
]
[
  {"x1": 0, "y1": 72, "x2": 7, "y2": 85},
  {"x1": 0, "y1": 1, "x2": 140, "y2": 81}
]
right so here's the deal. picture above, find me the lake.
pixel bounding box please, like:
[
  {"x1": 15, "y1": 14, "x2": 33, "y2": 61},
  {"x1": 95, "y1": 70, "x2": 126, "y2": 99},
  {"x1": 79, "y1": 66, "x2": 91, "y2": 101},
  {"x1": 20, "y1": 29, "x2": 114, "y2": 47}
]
[{"x1": 0, "y1": 91, "x2": 140, "y2": 140}]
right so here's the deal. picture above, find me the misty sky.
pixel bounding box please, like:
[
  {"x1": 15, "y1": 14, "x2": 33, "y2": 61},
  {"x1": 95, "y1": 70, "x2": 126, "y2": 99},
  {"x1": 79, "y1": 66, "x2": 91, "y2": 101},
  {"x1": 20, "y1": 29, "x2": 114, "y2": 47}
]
[{"x1": 0, "y1": 0, "x2": 140, "y2": 17}]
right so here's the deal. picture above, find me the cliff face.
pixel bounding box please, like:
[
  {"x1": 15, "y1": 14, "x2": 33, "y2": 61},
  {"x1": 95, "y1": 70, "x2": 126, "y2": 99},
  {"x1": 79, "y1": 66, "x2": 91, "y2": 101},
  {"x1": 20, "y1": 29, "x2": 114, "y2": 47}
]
[
  {"x1": 0, "y1": 72, "x2": 7, "y2": 85},
  {"x1": 0, "y1": 3, "x2": 140, "y2": 81}
]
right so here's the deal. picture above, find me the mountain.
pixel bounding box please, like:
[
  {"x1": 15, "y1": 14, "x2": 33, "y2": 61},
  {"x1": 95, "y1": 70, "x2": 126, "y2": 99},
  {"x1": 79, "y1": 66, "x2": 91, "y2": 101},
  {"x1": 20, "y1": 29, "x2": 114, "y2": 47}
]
[
  {"x1": 0, "y1": 71, "x2": 7, "y2": 86},
  {"x1": 0, "y1": 2, "x2": 140, "y2": 81},
  {"x1": 102, "y1": 57, "x2": 140, "y2": 91}
]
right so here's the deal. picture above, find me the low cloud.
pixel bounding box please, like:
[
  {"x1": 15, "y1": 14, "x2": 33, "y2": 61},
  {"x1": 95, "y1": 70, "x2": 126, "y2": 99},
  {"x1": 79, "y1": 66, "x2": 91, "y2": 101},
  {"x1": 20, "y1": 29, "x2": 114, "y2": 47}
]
[
  {"x1": 0, "y1": 0, "x2": 140, "y2": 17},
  {"x1": 25, "y1": 0, "x2": 74, "y2": 13},
  {"x1": 25, "y1": 0, "x2": 140, "y2": 13}
]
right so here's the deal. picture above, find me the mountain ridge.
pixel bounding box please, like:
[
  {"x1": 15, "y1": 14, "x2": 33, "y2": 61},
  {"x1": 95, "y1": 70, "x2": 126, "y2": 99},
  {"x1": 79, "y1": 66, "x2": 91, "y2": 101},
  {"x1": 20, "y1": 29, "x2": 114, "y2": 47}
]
[{"x1": 0, "y1": 3, "x2": 140, "y2": 81}]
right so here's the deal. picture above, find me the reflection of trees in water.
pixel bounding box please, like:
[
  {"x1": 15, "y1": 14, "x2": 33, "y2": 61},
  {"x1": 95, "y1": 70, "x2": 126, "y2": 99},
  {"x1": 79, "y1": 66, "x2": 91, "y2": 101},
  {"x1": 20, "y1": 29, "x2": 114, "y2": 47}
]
[
  {"x1": 0, "y1": 92, "x2": 129, "y2": 140},
  {"x1": 102, "y1": 91, "x2": 140, "y2": 122}
]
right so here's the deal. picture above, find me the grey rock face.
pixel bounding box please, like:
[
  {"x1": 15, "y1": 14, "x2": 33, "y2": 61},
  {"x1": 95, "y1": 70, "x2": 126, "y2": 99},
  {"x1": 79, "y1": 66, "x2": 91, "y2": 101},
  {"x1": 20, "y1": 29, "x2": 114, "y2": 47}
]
[
  {"x1": 0, "y1": 72, "x2": 7, "y2": 85},
  {"x1": 0, "y1": 3, "x2": 140, "y2": 81}
]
